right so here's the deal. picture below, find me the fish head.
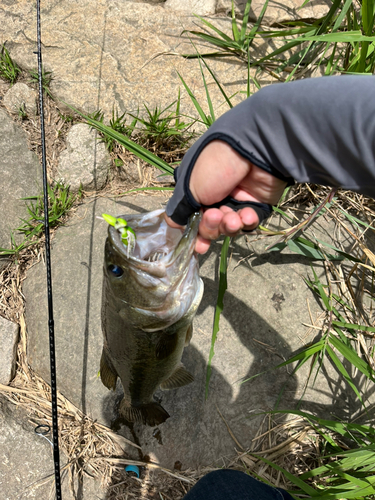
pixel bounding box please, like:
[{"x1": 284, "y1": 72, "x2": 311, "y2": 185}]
[{"x1": 103, "y1": 209, "x2": 202, "y2": 330}]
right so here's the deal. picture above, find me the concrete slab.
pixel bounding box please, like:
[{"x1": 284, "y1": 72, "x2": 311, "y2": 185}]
[
  {"x1": 0, "y1": 108, "x2": 42, "y2": 269},
  {"x1": 0, "y1": 316, "x2": 19, "y2": 385},
  {"x1": 0, "y1": 395, "x2": 105, "y2": 499}
]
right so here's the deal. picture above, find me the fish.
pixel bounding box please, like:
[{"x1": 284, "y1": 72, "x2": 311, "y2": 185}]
[{"x1": 100, "y1": 208, "x2": 203, "y2": 426}]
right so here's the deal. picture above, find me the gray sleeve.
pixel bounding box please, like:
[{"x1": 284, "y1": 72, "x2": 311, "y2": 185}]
[{"x1": 166, "y1": 75, "x2": 375, "y2": 225}]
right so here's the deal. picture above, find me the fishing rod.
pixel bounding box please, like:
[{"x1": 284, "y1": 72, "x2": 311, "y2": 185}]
[{"x1": 36, "y1": 0, "x2": 62, "y2": 497}]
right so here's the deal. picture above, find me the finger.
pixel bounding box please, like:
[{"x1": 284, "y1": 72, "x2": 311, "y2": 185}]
[
  {"x1": 237, "y1": 207, "x2": 260, "y2": 229},
  {"x1": 195, "y1": 236, "x2": 211, "y2": 254},
  {"x1": 164, "y1": 213, "x2": 184, "y2": 229},
  {"x1": 190, "y1": 141, "x2": 251, "y2": 206},
  {"x1": 218, "y1": 207, "x2": 261, "y2": 235},
  {"x1": 219, "y1": 210, "x2": 243, "y2": 236},
  {"x1": 197, "y1": 208, "x2": 224, "y2": 241}
]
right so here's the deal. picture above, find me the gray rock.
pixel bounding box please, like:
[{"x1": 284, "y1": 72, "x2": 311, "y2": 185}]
[
  {"x1": 1, "y1": 0, "x2": 253, "y2": 120},
  {"x1": 119, "y1": 158, "x2": 142, "y2": 184},
  {"x1": 57, "y1": 123, "x2": 111, "y2": 192},
  {"x1": 0, "y1": 108, "x2": 42, "y2": 253},
  {"x1": 0, "y1": 0, "x2": 332, "y2": 125},
  {"x1": 0, "y1": 317, "x2": 19, "y2": 385},
  {"x1": 3, "y1": 82, "x2": 38, "y2": 117},
  {"x1": 0, "y1": 395, "x2": 104, "y2": 499},
  {"x1": 165, "y1": 0, "x2": 217, "y2": 15},
  {"x1": 23, "y1": 195, "x2": 365, "y2": 469},
  {"x1": 217, "y1": 0, "x2": 330, "y2": 25}
]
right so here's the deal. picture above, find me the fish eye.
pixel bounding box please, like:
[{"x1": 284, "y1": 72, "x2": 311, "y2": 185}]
[{"x1": 108, "y1": 264, "x2": 124, "y2": 277}]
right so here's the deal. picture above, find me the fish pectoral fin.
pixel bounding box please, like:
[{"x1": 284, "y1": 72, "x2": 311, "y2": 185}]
[
  {"x1": 120, "y1": 399, "x2": 170, "y2": 427},
  {"x1": 100, "y1": 348, "x2": 118, "y2": 390},
  {"x1": 155, "y1": 332, "x2": 178, "y2": 360},
  {"x1": 160, "y1": 365, "x2": 194, "y2": 390},
  {"x1": 185, "y1": 324, "x2": 193, "y2": 346}
]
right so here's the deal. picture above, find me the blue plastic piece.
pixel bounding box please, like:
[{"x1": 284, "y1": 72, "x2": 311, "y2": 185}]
[{"x1": 125, "y1": 465, "x2": 140, "y2": 478}]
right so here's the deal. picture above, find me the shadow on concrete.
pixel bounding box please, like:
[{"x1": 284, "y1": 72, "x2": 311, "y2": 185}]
[{"x1": 78, "y1": 11, "x2": 107, "y2": 500}]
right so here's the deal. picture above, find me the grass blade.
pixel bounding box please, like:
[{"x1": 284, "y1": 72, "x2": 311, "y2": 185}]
[
  {"x1": 249, "y1": 454, "x2": 318, "y2": 496},
  {"x1": 329, "y1": 334, "x2": 375, "y2": 382},
  {"x1": 276, "y1": 339, "x2": 325, "y2": 368},
  {"x1": 231, "y1": 1, "x2": 240, "y2": 42},
  {"x1": 177, "y1": 71, "x2": 212, "y2": 127},
  {"x1": 66, "y1": 104, "x2": 174, "y2": 175},
  {"x1": 331, "y1": 320, "x2": 375, "y2": 335},
  {"x1": 326, "y1": 345, "x2": 364, "y2": 407},
  {"x1": 198, "y1": 55, "x2": 233, "y2": 109},
  {"x1": 205, "y1": 237, "x2": 230, "y2": 398},
  {"x1": 191, "y1": 15, "x2": 233, "y2": 42},
  {"x1": 247, "y1": 0, "x2": 270, "y2": 50},
  {"x1": 197, "y1": 57, "x2": 215, "y2": 123},
  {"x1": 118, "y1": 187, "x2": 174, "y2": 196}
]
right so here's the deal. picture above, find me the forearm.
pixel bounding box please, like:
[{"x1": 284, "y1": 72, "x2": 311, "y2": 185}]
[
  {"x1": 216, "y1": 75, "x2": 375, "y2": 194},
  {"x1": 167, "y1": 75, "x2": 375, "y2": 223}
]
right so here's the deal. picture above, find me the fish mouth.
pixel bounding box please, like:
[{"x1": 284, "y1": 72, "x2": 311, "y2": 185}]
[
  {"x1": 169, "y1": 211, "x2": 200, "y2": 263},
  {"x1": 108, "y1": 209, "x2": 200, "y2": 269},
  {"x1": 145, "y1": 251, "x2": 168, "y2": 262}
]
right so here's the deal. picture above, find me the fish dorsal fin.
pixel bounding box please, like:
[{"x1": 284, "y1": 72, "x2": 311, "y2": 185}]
[
  {"x1": 160, "y1": 365, "x2": 194, "y2": 390},
  {"x1": 100, "y1": 348, "x2": 118, "y2": 390}
]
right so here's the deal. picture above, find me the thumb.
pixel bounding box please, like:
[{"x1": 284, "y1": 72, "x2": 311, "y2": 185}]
[{"x1": 189, "y1": 141, "x2": 252, "y2": 206}]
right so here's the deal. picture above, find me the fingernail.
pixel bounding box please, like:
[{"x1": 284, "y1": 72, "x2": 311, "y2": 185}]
[{"x1": 206, "y1": 219, "x2": 218, "y2": 230}]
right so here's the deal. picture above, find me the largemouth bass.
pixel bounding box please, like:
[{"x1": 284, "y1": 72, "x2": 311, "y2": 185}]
[{"x1": 100, "y1": 209, "x2": 203, "y2": 426}]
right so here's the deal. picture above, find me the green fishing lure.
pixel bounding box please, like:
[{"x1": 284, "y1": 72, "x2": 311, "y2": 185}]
[{"x1": 102, "y1": 213, "x2": 136, "y2": 254}]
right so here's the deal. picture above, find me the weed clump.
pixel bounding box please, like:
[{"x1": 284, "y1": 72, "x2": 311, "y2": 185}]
[
  {"x1": 0, "y1": 45, "x2": 21, "y2": 84},
  {"x1": 0, "y1": 181, "x2": 78, "y2": 258},
  {"x1": 28, "y1": 67, "x2": 53, "y2": 98}
]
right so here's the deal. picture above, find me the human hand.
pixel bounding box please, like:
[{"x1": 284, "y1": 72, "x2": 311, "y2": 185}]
[{"x1": 165, "y1": 140, "x2": 287, "y2": 254}]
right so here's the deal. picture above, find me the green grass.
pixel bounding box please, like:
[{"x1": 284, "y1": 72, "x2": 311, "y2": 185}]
[
  {"x1": 17, "y1": 104, "x2": 28, "y2": 120},
  {"x1": 29, "y1": 67, "x2": 54, "y2": 98},
  {"x1": 129, "y1": 91, "x2": 195, "y2": 149},
  {"x1": 93, "y1": 107, "x2": 138, "y2": 153},
  {"x1": 185, "y1": 0, "x2": 375, "y2": 78},
  {"x1": 0, "y1": 45, "x2": 21, "y2": 84},
  {"x1": 249, "y1": 409, "x2": 375, "y2": 499},
  {"x1": 69, "y1": 104, "x2": 174, "y2": 176},
  {"x1": 17, "y1": 181, "x2": 77, "y2": 239},
  {"x1": 183, "y1": 0, "x2": 269, "y2": 61},
  {"x1": 0, "y1": 181, "x2": 78, "y2": 258}
]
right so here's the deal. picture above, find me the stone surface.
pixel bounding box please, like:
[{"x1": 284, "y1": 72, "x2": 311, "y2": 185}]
[
  {"x1": 0, "y1": 0, "x2": 331, "y2": 126},
  {"x1": 217, "y1": 0, "x2": 330, "y2": 25},
  {"x1": 23, "y1": 195, "x2": 367, "y2": 469},
  {"x1": 57, "y1": 123, "x2": 111, "y2": 192},
  {"x1": 0, "y1": 395, "x2": 105, "y2": 500},
  {"x1": 3, "y1": 82, "x2": 38, "y2": 117},
  {"x1": 0, "y1": 0, "x2": 260, "y2": 123},
  {"x1": 0, "y1": 317, "x2": 19, "y2": 385},
  {"x1": 0, "y1": 107, "x2": 41, "y2": 267},
  {"x1": 118, "y1": 158, "x2": 142, "y2": 184},
  {"x1": 165, "y1": 0, "x2": 217, "y2": 15}
]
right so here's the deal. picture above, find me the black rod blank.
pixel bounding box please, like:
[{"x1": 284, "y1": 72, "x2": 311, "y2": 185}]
[{"x1": 36, "y1": 1, "x2": 62, "y2": 498}]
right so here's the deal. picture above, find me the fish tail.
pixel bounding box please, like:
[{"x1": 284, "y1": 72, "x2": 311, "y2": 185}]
[
  {"x1": 100, "y1": 348, "x2": 118, "y2": 390},
  {"x1": 119, "y1": 398, "x2": 170, "y2": 426}
]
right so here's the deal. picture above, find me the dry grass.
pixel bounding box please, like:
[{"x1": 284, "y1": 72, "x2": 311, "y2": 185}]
[
  {"x1": 1, "y1": 340, "x2": 324, "y2": 499},
  {"x1": 0, "y1": 245, "x2": 42, "y2": 323}
]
